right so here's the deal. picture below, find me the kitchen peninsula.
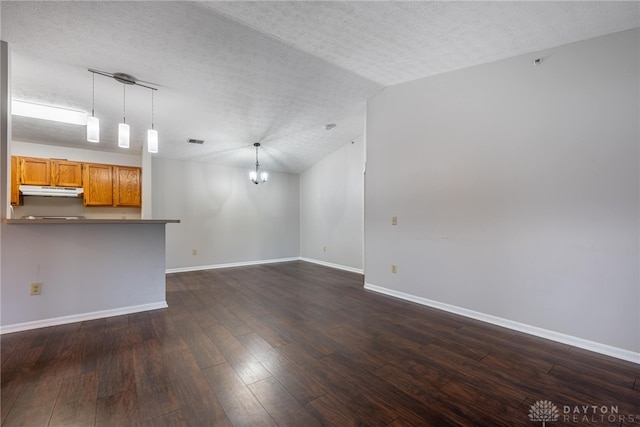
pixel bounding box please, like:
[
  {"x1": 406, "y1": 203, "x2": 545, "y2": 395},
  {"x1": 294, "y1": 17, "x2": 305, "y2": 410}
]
[{"x1": 1, "y1": 217, "x2": 179, "y2": 334}]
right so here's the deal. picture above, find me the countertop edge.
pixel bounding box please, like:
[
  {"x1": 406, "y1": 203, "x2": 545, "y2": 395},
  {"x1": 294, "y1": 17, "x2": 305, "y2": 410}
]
[{"x1": 3, "y1": 219, "x2": 181, "y2": 224}]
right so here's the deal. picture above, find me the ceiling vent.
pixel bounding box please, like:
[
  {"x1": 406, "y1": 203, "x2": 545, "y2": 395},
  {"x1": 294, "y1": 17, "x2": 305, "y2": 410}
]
[{"x1": 187, "y1": 138, "x2": 204, "y2": 144}]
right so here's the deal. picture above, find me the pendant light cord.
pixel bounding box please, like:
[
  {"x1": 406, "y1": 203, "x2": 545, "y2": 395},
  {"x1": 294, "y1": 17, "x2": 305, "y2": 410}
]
[
  {"x1": 123, "y1": 85, "x2": 126, "y2": 124},
  {"x1": 91, "y1": 72, "x2": 95, "y2": 117}
]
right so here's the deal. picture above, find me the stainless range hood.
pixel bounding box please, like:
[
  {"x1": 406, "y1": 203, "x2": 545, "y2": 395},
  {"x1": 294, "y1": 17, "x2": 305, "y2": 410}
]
[{"x1": 19, "y1": 185, "x2": 84, "y2": 197}]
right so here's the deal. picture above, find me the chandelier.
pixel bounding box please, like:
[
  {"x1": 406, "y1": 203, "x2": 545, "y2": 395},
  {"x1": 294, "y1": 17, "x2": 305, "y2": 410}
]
[{"x1": 249, "y1": 143, "x2": 268, "y2": 184}]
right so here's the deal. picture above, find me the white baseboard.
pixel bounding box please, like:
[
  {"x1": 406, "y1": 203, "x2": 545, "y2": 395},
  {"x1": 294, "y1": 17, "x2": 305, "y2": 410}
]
[
  {"x1": 364, "y1": 283, "x2": 639, "y2": 364},
  {"x1": 0, "y1": 301, "x2": 168, "y2": 335},
  {"x1": 299, "y1": 257, "x2": 364, "y2": 274},
  {"x1": 166, "y1": 257, "x2": 300, "y2": 274}
]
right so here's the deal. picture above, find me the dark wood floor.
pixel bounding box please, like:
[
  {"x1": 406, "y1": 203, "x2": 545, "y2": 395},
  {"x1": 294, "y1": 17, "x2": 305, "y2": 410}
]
[{"x1": 1, "y1": 261, "x2": 638, "y2": 426}]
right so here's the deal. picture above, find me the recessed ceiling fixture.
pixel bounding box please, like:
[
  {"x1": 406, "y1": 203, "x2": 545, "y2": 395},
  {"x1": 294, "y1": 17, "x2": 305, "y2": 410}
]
[
  {"x1": 12, "y1": 100, "x2": 86, "y2": 125},
  {"x1": 325, "y1": 123, "x2": 336, "y2": 131},
  {"x1": 249, "y1": 143, "x2": 268, "y2": 185},
  {"x1": 88, "y1": 69, "x2": 159, "y2": 152}
]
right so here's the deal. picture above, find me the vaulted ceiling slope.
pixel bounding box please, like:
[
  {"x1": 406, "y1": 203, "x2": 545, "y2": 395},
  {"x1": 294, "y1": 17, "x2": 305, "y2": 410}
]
[{"x1": 2, "y1": 1, "x2": 638, "y2": 173}]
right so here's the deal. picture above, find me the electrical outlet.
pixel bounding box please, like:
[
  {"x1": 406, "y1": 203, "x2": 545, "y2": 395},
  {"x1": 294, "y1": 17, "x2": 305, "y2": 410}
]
[
  {"x1": 391, "y1": 264, "x2": 397, "y2": 273},
  {"x1": 192, "y1": 249, "x2": 198, "y2": 255},
  {"x1": 392, "y1": 216, "x2": 398, "y2": 225},
  {"x1": 30, "y1": 282, "x2": 42, "y2": 295}
]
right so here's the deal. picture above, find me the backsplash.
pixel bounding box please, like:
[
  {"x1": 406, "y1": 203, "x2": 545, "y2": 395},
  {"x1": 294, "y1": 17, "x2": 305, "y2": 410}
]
[{"x1": 12, "y1": 196, "x2": 141, "y2": 219}]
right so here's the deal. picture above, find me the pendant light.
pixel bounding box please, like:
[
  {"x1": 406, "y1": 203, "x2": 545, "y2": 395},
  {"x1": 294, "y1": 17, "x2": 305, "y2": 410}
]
[
  {"x1": 147, "y1": 89, "x2": 158, "y2": 153},
  {"x1": 249, "y1": 143, "x2": 268, "y2": 184},
  {"x1": 86, "y1": 72, "x2": 99, "y2": 143},
  {"x1": 88, "y1": 69, "x2": 159, "y2": 149},
  {"x1": 118, "y1": 85, "x2": 130, "y2": 148}
]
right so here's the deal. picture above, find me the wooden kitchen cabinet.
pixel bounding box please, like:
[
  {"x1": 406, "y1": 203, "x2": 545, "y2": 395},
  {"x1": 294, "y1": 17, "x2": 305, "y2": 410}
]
[
  {"x1": 11, "y1": 156, "x2": 20, "y2": 205},
  {"x1": 52, "y1": 159, "x2": 82, "y2": 187},
  {"x1": 113, "y1": 166, "x2": 142, "y2": 207},
  {"x1": 12, "y1": 155, "x2": 142, "y2": 209},
  {"x1": 82, "y1": 163, "x2": 113, "y2": 206},
  {"x1": 20, "y1": 156, "x2": 51, "y2": 185}
]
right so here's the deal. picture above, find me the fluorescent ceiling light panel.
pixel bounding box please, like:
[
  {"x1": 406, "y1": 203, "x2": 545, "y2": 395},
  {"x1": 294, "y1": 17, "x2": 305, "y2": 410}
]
[{"x1": 12, "y1": 100, "x2": 87, "y2": 125}]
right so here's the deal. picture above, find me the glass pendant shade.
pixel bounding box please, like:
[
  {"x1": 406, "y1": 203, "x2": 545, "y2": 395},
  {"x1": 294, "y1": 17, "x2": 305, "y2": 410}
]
[
  {"x1": 147, "y1": 129, "x2": 158, "y2": 153},
  {"x1": 86, "y1": 116, "x2": 100, "y2": 143},
  {"x1": 249, "y1": 170, "x2": 258, "y2": 183},
  {"x1": 118, "y1": 123, "x2": 130, "y2": 148},
  {"x1": 260, "y1": 171, "x2": 269, "y2": 182}
]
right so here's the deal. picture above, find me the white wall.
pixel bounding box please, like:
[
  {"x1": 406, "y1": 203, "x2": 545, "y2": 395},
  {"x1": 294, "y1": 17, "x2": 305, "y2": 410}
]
[
  {"x1": 300, "y1": 136, "x2": 364, "y2": 272},
  {"x1": 153, "y1": 157, "x2": 300, "y2": 270},
  {"x1": 365, "y1": 29, "x2": 639, "y2": 356}
]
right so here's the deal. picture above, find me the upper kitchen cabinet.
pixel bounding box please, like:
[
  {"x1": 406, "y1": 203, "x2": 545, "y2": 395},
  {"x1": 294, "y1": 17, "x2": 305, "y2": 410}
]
[
  {"x1": 20, "y1": 156, "x2": 51, "y2": 185},
  {"x1": 52, "y1": 159, "x2": 83, "y2": 187},
  {"x1": 11, "y1": 156, "x2": 20, "y2": 205},
  {"x1": 113, "y1": 166, "x2": 142, "y2": 208},
  {"x1": 82, "y1": 163, "x2": 114, "y2": 206},
  {"x1": 12, "y1": 155, "x2": 143, "y2": 209}
]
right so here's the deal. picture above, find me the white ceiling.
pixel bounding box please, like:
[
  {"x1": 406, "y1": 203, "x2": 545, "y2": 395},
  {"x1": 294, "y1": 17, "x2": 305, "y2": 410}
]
[{"x1": 1, "y1": 1, "x2": 638, "y2": 173}]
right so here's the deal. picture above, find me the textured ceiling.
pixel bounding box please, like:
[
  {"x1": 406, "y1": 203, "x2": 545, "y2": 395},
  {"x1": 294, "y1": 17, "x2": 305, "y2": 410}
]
[{"x1": 1, "y1": 1, "x2": 638, "y2": 173}]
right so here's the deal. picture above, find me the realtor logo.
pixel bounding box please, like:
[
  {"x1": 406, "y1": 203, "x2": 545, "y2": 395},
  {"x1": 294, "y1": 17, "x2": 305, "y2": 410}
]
[{"x1": 529, "y1": 400, "x2": 560, "y2": 426}]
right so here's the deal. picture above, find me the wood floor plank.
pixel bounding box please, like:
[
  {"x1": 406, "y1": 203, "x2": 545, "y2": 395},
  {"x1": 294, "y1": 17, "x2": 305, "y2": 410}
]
[
  {"x1": 96, "y1": 345, "x2": 136, "y2": 399},
  {"x1": 232, "y1": 308, "x2": 291, "y2": 348},
  {"x1": 33, "y1": 323, "x2": 84, "y2": 379},
  {"x1": 148, "y1": 311, "x2": 188, "y2": 354},
  {"x1": 1, "y1": 373, "x2": 62, "y2": 427},
  {"x1": 304, "y1": 393, "x2": 363, "y2": 427},
  {"x1": 161, "y1": 349, "x2": 232, "y2": 426},
  {"x1": 48, "y1": 371, "x2": 99, "y2": 427},
  {"x1": 547, "y1": 364, "x2": 640, "y2": 410},
  {"x1": 76, "y1": 319, "x2": 106, "y2": 374},
  {"x1": 170, "y1": 315, "x2": 226, "y2": 369},
  {"x1": 238, "y1": 333, "x2": 327, "y2": 404},
  {"x1": 209, "y1": 302, "x2": 253, "y2": 337},
  {"x1": 0, "y1": 333, "x2": 25, "y2": 366},
  {"x1": 140, "y1": 409, "x2": 188, "y2": 427},
  {"x1": 1, "y1": 327, "x2": 56, "y2": 364},
  {"x1": 202, "y1": 322, "x2": 271, "y2": 385},
  {"x1": 133, "y1": 346, "x2": 180, "y2": 423},
  {"x1": 247, "y1": 376, "x2": 322, "y2": 427},
  {"x1": 203, "y1": 363, "x2": 277, "y2": 427},
  {"x1": 1, "y1": 346, "x2": 44, "y2": 424},
  {"x1": 95, "y1": 388, "x2": 140, "y2": 427}
]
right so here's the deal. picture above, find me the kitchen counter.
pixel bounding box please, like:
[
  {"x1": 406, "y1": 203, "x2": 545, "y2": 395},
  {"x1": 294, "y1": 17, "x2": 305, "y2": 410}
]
[
  {"x1": 4, "y1": 218, "x2": 180, "y2": 224},
  {"x1": 1, "y1": 217, "x2": 180, "y2": 334}
]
